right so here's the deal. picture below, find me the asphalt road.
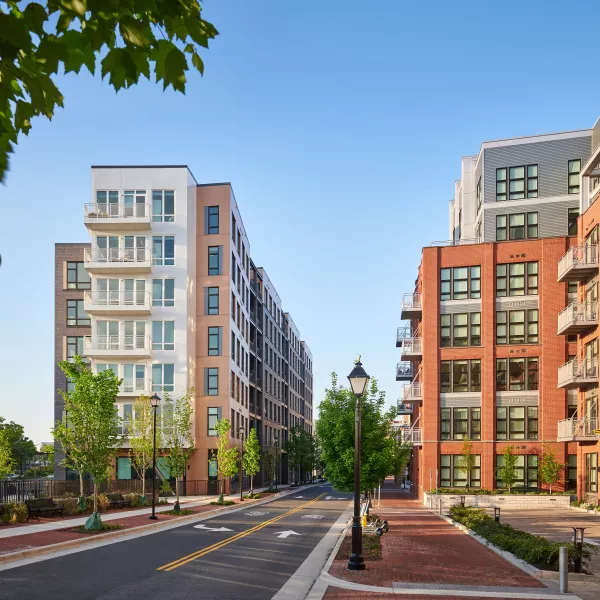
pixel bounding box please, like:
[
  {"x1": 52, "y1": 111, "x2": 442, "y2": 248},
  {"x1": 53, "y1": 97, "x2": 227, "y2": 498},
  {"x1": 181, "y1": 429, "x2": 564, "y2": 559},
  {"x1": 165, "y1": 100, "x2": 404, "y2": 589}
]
[{"x1": 0, "y1": 484, "x2": 350, "y2": 600}]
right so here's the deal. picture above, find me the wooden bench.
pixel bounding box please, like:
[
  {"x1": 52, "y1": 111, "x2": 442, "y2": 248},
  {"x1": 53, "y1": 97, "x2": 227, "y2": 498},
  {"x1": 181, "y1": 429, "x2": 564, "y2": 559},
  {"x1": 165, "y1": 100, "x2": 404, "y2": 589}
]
[
  {"x1": 106, "y1": 493, "x2": 133, "y2": 510},
  {"x1": 25, "y1": 498, "x2": 64, "y2": 521}
]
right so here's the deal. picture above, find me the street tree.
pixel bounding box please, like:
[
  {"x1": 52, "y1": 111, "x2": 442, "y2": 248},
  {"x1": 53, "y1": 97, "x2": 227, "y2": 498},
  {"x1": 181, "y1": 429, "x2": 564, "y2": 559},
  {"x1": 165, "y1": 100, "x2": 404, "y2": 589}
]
[
  {"x1": 497, "y1": 445, "x2": 519, "y2": 492},
  {"x1": 316, "y1": 373, "x2": 395, "y2": 494},
  {"x1": 390, "y1": 433, "x2": 411, "y2": 486},
  {"x1": 286, "y1": 424, "x2": 311, "y2": 484},
  {"x1": 161, "y1": 389, "x2": 194, "y2": 513},
  {"x1": 0, "y1": 1, "x2": 218, "y2": 182},
  {"x1": 0, "y1": 423, "x2": 15, "y2": 479},
  {"x1": 53, "y1": 357, "x2": 121, "y2": 529},
  {"x1": 242, "y1": 427, "x2": 261, "y2": 496},
  {"x1": 0, "y1": 417, "x2": 36, "y2": 474},
  {"x1": 540, "y1": 445, "x2": 565, "y2": 495},
  {"x1": 128, "y1": 395, "x2": 155, "y2": 503},
  {"x1": 214, "y1": 418, "x2": 239, "y2": 502},
  {"x1": 40, "y1": 442, "x2": 55, "y2": 469},
  {"x1": 456, "y1": 436, "x2": 476, "y2": 490},
  {"x1": 262, "y1": 443, "x2": 278, "y2": 489}
]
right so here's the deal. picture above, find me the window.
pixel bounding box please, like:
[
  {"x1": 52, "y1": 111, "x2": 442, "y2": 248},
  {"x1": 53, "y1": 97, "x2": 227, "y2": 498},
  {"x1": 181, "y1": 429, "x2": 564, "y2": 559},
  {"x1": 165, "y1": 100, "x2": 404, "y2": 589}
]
[
  {"x1": 440, "y1": 266, "x2": 481, "y2": 300},
  {"x1": 96, "y1": 190, "x2": 119, "y2": 213},
  {"x1": 440, "y1": 407, "x2": 481, "y2": 440},
  {"x1": 67, "y1": 299, "x2": 90, "y2": 326},
  {"x1": 496, "y1": 406, "x2": 538, "y2": 440},
  {"x1": 440, "y1": 313, "x2": 481, "y2": 346},
  {"x1": 123, "y1": 190, "x2": 146, "y2": 217},
  {"x1": 205, "y1": 368, "x2": 218, "y2": 396},
  {"x1": 152, "y1": 321, "x2": 175, "y2": 351},
  {"x1": 568, "y1": 455, "x2": 577, "y2": 491},
  {"x1": 440, "y1": 360, "x2": 481, "y2": 393},
  {"x1": 208, "y1": 246, "x2": 222, "y2": 275},
  {"x1": 66, "y1": 262, "x2": 90, "y2": 290},
  {"x1": 568, "y1": 160, "x2": 581, "y2": 195},
  {"x1": 205, "y1": 287, "x2": 219, "y2": 315},
  {"x1": 526, "y1": 213, "x2": 538, "y2": 238},
  {"x1": 476, "y1": 176, "x2": 482, "y2": 212},
  {"x1": 66, "y1": 336, "x2": 85, "y2": 362},
  {"x1": 496, "y1": 213, "x2": 538, "y2": 241},
  {"x1": 496, "y1": 262, "x2": 538, "y2": 297},
  {"x1": 496, "y1": 309, "x2": 539, "y2": 344},
  {"x1": 152, "y1": 190, "x2": 175, "y2": 222},
  {"x1": 208, "y1": 326, "x2": 222, "y2": 356},
  {"x1": 152, "y1": 236, "x2": 175, "y2": 265},
  {"x1": 496, "y1": 357, "x2": 538, "y2": 391},
  {"x1": 206, "y1": 206, "x2": 219, "y2": 234},
  {"x1": 496, "y1": 165, "x2": 538, "y2": 201},
  {"x1": 123, "y1": 364, "x2": 145, "y2": 393},
  {"x1": 585, "y1": 453, "x2": 598, "y2": 493},
  {"x1": 496, "y1": 454, "x2": 538, "y2": 488},
  {"x1": 208, "y1": 407, "x2": 221, "y2": 436},
  {"x1": 152, "y1": 364, "x2": 174, "y2": 392},
  {"x1": 526, "y1": 165, "x2": 538, "y2": 198},
  {"x1": 440, "y1": 455, "x2": 481, "y2": 488},
  {"x1": 496, "y1": 215, "x2": 507, "y2": 241},
  {"x1": 568, "y1": 207, "x2": 579, "y2": 236},
  {"x1": 496, "y1": 168, "x2": 507, "y2": 201},
  {"x1": 152, "y1": 279, "x2": 175, "y2": 307}
]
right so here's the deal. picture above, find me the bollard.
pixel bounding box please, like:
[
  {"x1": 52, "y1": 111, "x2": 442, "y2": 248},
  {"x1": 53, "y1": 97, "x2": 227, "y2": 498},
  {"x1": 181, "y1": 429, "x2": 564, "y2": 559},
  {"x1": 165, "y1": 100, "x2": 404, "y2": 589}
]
[
  {"x1": 559, "y1": 546, "x2": 568, "y2": 593},
  {"x1": 438, "y1": 499, "x2": 442, "y2": 517},
  {"x1": 494, "y1": 507, "x2": 501, "y2": 523},
  {"x1": 572, "y1": 527, "x2": 586, "y2": 573},
  {"x1": 460, "y1": 495, "x2": 465, "y2": 508}
]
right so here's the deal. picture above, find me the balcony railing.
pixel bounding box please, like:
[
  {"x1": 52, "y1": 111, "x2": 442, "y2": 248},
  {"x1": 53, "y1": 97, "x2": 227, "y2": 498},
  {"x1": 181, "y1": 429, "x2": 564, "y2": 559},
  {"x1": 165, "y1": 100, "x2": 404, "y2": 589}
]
[
  {"x1": 429, "y1": 238, "x2": 479, "y2": 247},
  {"x1": 401, "y1": 293, "x2": 422, "y2": 319},
  {"x1": 84, "y1": 247, "x2": 150, "y2": 267},
  {"x1": 557, "y1": 359, "x2": 598, "y2": 389},
  {"x1": 84, "y1": 290, "x2": 151, "y2": 313},
  {"x1": 401, "y1": 337, "x2": 422, "y2": 359},
  {"x1": 557, "y1": 416, "x2": 599, "y2": 442},
  {"x1": 84, "y1": 335, "x2": 151, "y2": 356},
  {"x1": 120, "y1": 380, "x2": 149, "y2": 395},
  {"x1": 558, "y1": 245, "x2": 598, "y2": 282},
  {"x1": 84, "y1": 203, "x2": 151, "y2": 230},
  {"x1": 396, "y1": 362, "x2": 414, "y2": 381},
  {"x1": 399, "y1": 427, "x2": 422, "y2": 445},
  {"x1": 557, "y1": 302, "x2": 598, "y2": 335},
  {"x1": 402, "y1": 382, "x2": 422, "y2": 403}
]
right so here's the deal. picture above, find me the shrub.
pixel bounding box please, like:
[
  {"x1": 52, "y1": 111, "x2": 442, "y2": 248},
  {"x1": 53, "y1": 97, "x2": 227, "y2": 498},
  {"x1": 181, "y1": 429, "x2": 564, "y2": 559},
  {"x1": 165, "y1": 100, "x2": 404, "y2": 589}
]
[
  {"x1": 209, "y1": 500, "x2": 235, "y2": 506},
  {"x1": 59, "y1": 497, "x2": 81, "y2": 516}
]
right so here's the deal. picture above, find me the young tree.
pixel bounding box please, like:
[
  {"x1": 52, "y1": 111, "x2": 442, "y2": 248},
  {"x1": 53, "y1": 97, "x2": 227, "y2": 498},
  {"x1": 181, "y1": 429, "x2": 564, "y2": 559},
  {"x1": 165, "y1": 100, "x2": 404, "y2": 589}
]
[
  {"x1": 214, "y1": 418, "x2": 239, "y2": 502},
  {"x1": 128, "y1": 395, "x2": 155, "y2": 503},
  {"x1": 497, "y1": 446, "x2": 519, "y2": 493},
  {"x1": 40, "y1": 443, "x2": 55, "y2": 469},
  {"x1": 456, "y1": 436, "x2": 477, "y2": 490},
  {"x1": 391, "y1": 434, "x2": 412, "y2": 486},
  {"x1": 286, "y1": 424, "x2": 307, "y2": 484},
  {"x1": 161, "y1": 389, "x2": 194, "y2": 513},
  {"x1": 242, "y1": 427, "x2": 261, "y2": 496},
  {"x1": 53, "y1": 357, "x2": 121, "y2": 529},
  {"x1": 0, "y1": 1, "x2": 218, "y2": 182},
  {"x1": 0, "y1": 417, "x2": 36, "y2": 474},
  {"x1": 0, "y1": 424, "x2": 15, "y2": 479},
  {"x1": 262, "y1": 443, "x2": 278, "y2": 489},
  {"x1": 540, "y1": 446, "x2": 565, "y2": 495},
  {"x1": 316, "y1": 374, "x2": 395, "y2": 493}
]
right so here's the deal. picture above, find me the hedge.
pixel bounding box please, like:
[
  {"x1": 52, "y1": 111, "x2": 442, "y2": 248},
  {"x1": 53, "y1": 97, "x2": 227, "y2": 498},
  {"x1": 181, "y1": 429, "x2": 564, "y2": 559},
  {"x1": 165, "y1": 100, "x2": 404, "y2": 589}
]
[{"x1": 429, "y1": 488, "x2": 575, "y2": 496}]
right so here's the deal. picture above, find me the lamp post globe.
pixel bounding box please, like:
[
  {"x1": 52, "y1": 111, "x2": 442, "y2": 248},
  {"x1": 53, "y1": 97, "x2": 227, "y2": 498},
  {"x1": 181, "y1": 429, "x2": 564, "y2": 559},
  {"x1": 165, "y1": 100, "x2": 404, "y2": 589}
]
[{"x1": 149, "y1": 393, "x2": 161, "y2": 520}]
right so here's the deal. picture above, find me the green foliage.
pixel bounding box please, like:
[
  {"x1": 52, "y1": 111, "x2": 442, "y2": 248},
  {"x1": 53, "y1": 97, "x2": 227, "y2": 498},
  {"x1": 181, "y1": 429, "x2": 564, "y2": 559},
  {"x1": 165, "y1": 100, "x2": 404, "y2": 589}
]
[
  {"x1": 262, "y1": 443, "x2": 278, "y2": 487},
  {"x1": 0, "y1": 0, "x2": 218, "y2": 181},
  {"x1": 209, "y1": 499, "x2": 235, "y2": 506},
  {"x1": 242, "y1": 428, "x2": 261, "y2": 493},
  {"x1": 497, "y1": 446, "x2": 519, "y2": 492},
  {"x1": 316, "y1": 374, "x2": 395, "y2": 493},
  {"x1": 286, "y1": 424, "x2": 314, "y2": 483},
  {"x1": 431, "y1": 487, "x2": 573, "y2": 496},
  {"x1": 129, "y1": 395, "x2": 156, "y2": 496},
  {"x1": 2, "y1": 502, "x2": 28, "y2": 523},
  {"x1": 164, "y1": 508, "x2": 194, "y2": 515},
  {"x1": 390, "y1": 434, "x2": 411, "y2": 482},
  {"x1": 456, "y1": 436, "x2": 477, "y2": 489},
  {"x1": 449, "y1": 506, "x2": 597, "y2": 571},
  {"x1": 539, "y1": 446, "x2": 565, "y2": 495},
  {"x1": 214, "y1": 418, "x2": 239, "y2": 497},
  {"x1": 0, "y1": 417, "x2": 36, "y2": 474},
  {"x1": 160, "y1": 478, "x2": 173, "y2": 496},
  {"x1": 24, "y1": 465, "x2": 53, "y2": 478},
  {"x1": 40, "y1": 443, "x2": 55, "y2": 469},
  {"x1": 0, "y1": 425, "x2": 16, "y2": 478},
  {"x1": 71, "y1": 523, "x2": 124, "y2": 535}
]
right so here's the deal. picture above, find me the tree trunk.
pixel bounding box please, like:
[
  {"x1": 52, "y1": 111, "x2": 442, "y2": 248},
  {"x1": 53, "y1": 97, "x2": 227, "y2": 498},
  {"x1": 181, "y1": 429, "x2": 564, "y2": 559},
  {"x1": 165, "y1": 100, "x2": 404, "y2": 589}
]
[
  {"x1": 142, "y1": 472, "x2": 145, "y2": 496},
  {"x1": 174, "y1": 476, "x2": 180, "y2": 512},
  {"x1": 250, "y1": 475, "x2": 253, "y2": 495},
  {"x1": 79, "y1": 473, "x2": 84, "y2": 497},
  {"x1": 550, "y1": 483, "x2": 553, "y2": 495},
  {"x1": 93, "y1": 481, "x2": 98, "y2": 513}
]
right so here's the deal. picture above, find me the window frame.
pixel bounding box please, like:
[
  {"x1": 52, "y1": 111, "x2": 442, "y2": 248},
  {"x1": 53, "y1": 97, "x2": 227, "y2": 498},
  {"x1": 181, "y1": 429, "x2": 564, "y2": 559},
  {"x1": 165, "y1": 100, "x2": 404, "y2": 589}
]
[
  {"x1": 568, "y1": 207, "x2": 579, "y2": 236},
  {"x1": 66, "y1": 299, "x2": 90, "y2": 327},
  {"x1": 207, "y1": 206, "x2": 219, "y2": 234},
  {"x1": 208, "y1": 246, "x2": 222, "y2": 275},
  {"x1": 152, "y1": 235, "x2": 175, "y2": 266},
  {"x1": 440, "y1": 312, "x2": 481, "y2": 347},
  {"x1": 440, "y1": 454, "x2": 481, "y2": 488},
  {"x1": 496, "y1": 454, "x2": 538, "y2": 488},
  {"x1": 440, "y1": 359, "x2": 481, "y2": 393},
  {"x1": 152, "y1": 190, "x2": 175, "y2": 222},
  {"x1": 208, "y1": 326, "x2": 221, "y2": 356},
  {"x1": 496, "y1": 357, "x2": 539, "y2": 391},
  {"x1": 206, "y1": 286, "x2": 219, "y2": 315},
  {"x1": 568, "y1": 160, "x2": 581, "y2": 195},
  {"x1": 496, "y1": 262, "x2": 538, "y2": 297},
  {"x1": 208, "y1": 407, "x2": 221, "y2": 436},
  {"x1": 152, "y1": 278, "x2": 175, "y2": 307},
  {"x1": 152, "y1": 320, "x2": 175, "y2": 351},
  {"x1": 585, "y1": 453, "x2": 598, "y2": 493},
  {"x1": 496, "y1": 309, "x2": 539, "y2": 345},
  {"x1": 440, "y1": 266, "x2": 481, "y2": 300},
  {"x1": 66, "y1": 262, "x2": 91, "y2": 290}
]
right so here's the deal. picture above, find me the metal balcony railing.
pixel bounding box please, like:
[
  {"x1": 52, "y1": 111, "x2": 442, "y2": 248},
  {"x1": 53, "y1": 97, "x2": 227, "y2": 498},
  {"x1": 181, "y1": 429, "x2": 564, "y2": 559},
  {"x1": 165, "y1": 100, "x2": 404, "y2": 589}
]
[
  {"x1": 557, "y1": 302, "x2": 598, "y2": 335},
  {"x1": 84, "y1": 290, "x2": 151, "y2": 308},
  {"x1": 430, "y1": 238, "x2": 479, "y2": 247},
  {"x1": 402, "y1": 382, "x2": 422, "y2": 402},
  {"x1": 401, "y1": 293, "x2": 422, "y2": 318},
  {"x1": 557, "y1": 416, "x2": 599, "y2": 442},
  {"x1": 84, "y1": 247, "x2": 149, "y2": 264},
  {"x1": 84, "y1": 335, "x2": 151, "y2": 352},
  {"x1": 401, "y1": 337, "x2": 422, "y2": 357},
  {"x1": 557, "y1": 359, "x2": 598, "y2": 388},
  {"x1": 84, "y1": 203, "x2": 150, "y2": 219},
  {"x1": 396, "y1": 362, "x2": 413, "y2": 381},
  {"x1": 120, "y1": 379, "x2": 149, "y2": 395},
  {"x1": 399, "y1": 427, "x2": 422, "y2": 445},
  {"x1": 558, "y1": 245, "x2": 598, "y2": 282}
]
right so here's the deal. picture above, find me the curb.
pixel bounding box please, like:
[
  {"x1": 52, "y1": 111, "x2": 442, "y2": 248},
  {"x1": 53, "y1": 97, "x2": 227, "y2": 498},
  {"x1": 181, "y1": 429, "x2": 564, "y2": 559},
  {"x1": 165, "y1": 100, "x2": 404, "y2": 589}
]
[{"x1": 568, "y1": 505, "x2": 600, "y2": 516}]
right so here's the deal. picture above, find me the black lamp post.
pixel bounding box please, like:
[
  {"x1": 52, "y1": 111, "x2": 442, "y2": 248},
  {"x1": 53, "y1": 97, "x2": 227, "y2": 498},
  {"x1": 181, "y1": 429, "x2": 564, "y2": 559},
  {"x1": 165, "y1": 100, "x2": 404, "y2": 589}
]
[
  {"x1": 149, "y1": 393, "x2": 160, "y2": 520},
  {"x1": 347, "y1": 357, "x2": 370, "y2": 571},
  {"x1": 274, "y1": 434, "x2": 279, "y2": 490},
  {"x1": 572, "y1": 527, "x2": 586, "y2": 573},
  {"x1": 238, "y1": 427, "x2": 245, "y2": 501}
]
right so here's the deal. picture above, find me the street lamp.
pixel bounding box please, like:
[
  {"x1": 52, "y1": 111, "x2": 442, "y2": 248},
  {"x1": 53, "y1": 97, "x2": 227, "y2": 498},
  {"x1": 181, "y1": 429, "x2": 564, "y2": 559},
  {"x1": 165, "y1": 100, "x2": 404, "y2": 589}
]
[
  {"x1": 572, "y1": 527, "x2": 586, "y2": 573},
  {"x1": 274, "y1": 434, "x2": 279, "y2": 490},
  {"x1": 238, "y1": 427, "x2": 245, "y2": 501},
  {"x1": 149, "y1": 393, "x2": 160, "y2": 520},
  {"x1": 347, "y1": 357, "x2": 370, "y2": 571}
]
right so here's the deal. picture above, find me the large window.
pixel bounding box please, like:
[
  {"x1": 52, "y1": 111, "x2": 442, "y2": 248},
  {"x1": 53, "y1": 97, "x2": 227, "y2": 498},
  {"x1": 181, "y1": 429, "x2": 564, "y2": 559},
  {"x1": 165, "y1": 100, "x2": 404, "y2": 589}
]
[
  {"x1": 152, "y1": 321, "x2": 175, "y2": 351},
  {"x1": 440, "y1": 360, "x2": 481, "y2": 393},
  {"x1": 496, "y1": 357, "x2": 538, "y2": 391},
  {"x1": 67, "y1": 299, "x2": 90, "y2": 326},
  {"x1": 568, "y1": 160, "x2": 581, "y2": 195},
  {"x1": 208, "y1": 326, "x2": 222, "y2": 356},
  {"x1": 440, "y1": 266, "x2": 481, "y2": 300},
  {"x1": 208, "y1": 407, "x2": 221, "y2": 436},
  {"x1": 205, "y1": 287, "x2": 219, "y2": 315},
  {"x1": 66, "y1": 262, "x2": 90, "y2": 290},
  {"x1": 152, "y1": 364, "x2": 174, "y2": 392},
  {"x1": 208, "y1": 246, "x2": 222, "y2": 275},
  {"x1": 66, "y1": 336, "x2": 85, "y2": 361},
  {"x1": 152, "y1": 190, "x2": 175, "y2": 222},
  {"x1": 496, "y1": 309, "x2": 539, "y2": 344},
  {"x1": 440, "y1": 455, "x2": 481, "y2": 488},
  {"x1": 568, "y1": 454, "x2": 577, "y2": 491},
  {"x1": 496, "y1": 262, "x2": 538, "y2": 296},
  {"x1": 440, "y1": 407, "x2": 481, "y2": 440},
  {"x1": 496, "y1": 454, "x2": 538, "y2": 488},
  {"x1": 440, "y1": 313, "x2": 481, "y2": 346},
  {"x1": 496, "y1": 165, "x2": 538, "y2": 201},
  {"x1": 496, "y1": 213, "x2": 538, "y2": 241},
  {"x1": 585, "y1": 453, "x2": 598, "y2": 493},
  {"x1": 206, "y1": 206, "x2": 219, "y2": 234},
  {"x1": 496, "y1": 406, "x2": 538, "y2": 440},
  {"x1": 152, "y1": 278, "x2": 175, "y2": 307},
  {"x1": 205, "y1": 368, "x2": 218, "y2": 396},
  {"x1": 568, "y1": 207, "x2": 579, "y2": 236},
  {"x1": 152, "y1": 236, "x2": 175, "y2": 266}
]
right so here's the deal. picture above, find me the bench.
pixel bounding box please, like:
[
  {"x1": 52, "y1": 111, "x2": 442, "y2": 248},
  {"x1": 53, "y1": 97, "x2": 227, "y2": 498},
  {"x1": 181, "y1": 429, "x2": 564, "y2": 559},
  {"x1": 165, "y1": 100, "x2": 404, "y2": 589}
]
[
  {"x1": 25, "y1": 498, "x2": 64, "y2": 521},
  {"x1": 106, "y1": 493, "x2": 133, "y2": 510}
]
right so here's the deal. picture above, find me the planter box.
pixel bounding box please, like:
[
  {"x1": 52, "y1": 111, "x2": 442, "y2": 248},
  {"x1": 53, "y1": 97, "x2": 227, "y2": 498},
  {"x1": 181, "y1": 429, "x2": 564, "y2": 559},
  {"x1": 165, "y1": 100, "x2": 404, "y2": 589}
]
[{"x1": 424, "y1": 492, "x2": 571, "y2": 510}]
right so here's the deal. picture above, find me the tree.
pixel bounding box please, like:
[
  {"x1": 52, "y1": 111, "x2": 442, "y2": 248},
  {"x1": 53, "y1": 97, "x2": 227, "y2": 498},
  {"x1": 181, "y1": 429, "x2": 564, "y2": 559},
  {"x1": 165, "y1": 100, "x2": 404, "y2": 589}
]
[
  {"x1": 390, "y1": 434, "x2": 411, "y2": 485},
  {"x1": 53, "y1": 356, "x2": 121, "y2": 529},
  {"x1": 456, "y1": 436, "x2": 476, "y2": 490},
  {"x1": 286, "y1": 424, "x2": 311, "y2": 484},
  {"x1": 161, "y1": 389, "x2": 194, "y2": 513},
  {"x1": 242, "y1": 427, "x2": 261, "y2": 495},
  {"x1": 0, "y1": 1, "x2": 218, "y2": 182},
  {"x1": 128, "y1": 395, "x2": 155, "y2": 503},
  {"x1": 316, "y1": 374, "x2": 395, "y2": 494},
  {"x1": 0, "y1": 417, "x2": 36, "y2": 474},
  {"x1": 497, "y1": 446, "x2": 519, "y2": 493},
  {"x1": 40, "y1": 443, "x2": 55, "y2": 469},
  {"x1": 214, "y1": 418, "x2": 238, "y2": 502},
  {"x1": 262, "y1": 443, "x2": 278, "y2": 489},
  {"x1": 540, "y1": 446, "x2": 565, "y2": 495},
  {"x1": 0, "y1": 425, "x2": 15, "y2": 479}
]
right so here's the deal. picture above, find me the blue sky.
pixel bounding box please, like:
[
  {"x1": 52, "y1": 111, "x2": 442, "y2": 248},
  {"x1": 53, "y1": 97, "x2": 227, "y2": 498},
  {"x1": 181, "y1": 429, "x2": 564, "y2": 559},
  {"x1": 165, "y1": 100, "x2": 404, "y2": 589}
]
[{"x1": 1, "y1": 0, "x2": 599, "y2": 444}]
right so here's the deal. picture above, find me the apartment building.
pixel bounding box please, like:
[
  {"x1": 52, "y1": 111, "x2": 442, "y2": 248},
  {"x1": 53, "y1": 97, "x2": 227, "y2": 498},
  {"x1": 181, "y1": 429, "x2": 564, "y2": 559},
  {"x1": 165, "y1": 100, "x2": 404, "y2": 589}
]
[
  {"x1": 397, "y1": 126, "x2": 594, "y2": 499},
  {"x1": 54, "y1": 167, "x2": 313, "y2": 490}
]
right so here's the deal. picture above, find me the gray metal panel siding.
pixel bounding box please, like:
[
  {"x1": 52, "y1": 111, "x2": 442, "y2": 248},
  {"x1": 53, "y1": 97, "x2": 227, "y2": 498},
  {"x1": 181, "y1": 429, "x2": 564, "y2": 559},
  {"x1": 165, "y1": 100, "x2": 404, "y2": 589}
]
[
  {"x1": 483, "y1": 135, "x2": 592, "y2": 204},
  {"x1": 483, "y1": 198, "x2": 579, "y2": 242}
]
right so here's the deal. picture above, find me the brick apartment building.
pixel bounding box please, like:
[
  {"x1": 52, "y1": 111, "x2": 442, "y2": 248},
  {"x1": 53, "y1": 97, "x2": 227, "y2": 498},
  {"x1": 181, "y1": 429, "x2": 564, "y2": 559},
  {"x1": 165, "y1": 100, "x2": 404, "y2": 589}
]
[
  {"x1": 398, "y1": 124, "x2": 600, "y2": 501},
  {"x1": 54, "y1": 167, "x2": 313, "y2": 491}
]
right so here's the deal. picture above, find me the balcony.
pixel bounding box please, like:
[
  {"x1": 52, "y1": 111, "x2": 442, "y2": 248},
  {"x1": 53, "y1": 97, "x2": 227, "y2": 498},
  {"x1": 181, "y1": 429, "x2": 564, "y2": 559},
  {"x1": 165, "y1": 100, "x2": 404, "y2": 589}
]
[
  {"x1": 402, "y1": 382, "x2": 422, "y2": 403},
  {"x1": 401, "y1": 337, "x2": 422, "y2": 360},
  {"x1": 557, "y1": 302, "x2": 598, "y2": 336},
  {"x1": 118, "y1": 380, "x2": 150, "y2": 397},
  {"x1": 84, "y1": 203, "x2": 151, "y2": 231},
  {"x1": 558, "y1": 245, "x2": 598, "y2": 282},
  {"x1": 84, "y1": 248, "x2": 151, "y2": 274},
  {"x1": 401, "y1": 293, "x2": 422, "y2": 319},
  {"x1": 396, "y1": 362, "x2": 414, "y2": 381},
  {"x1": 399, "y1": 427, "x2": 422, "y2": 446},
  {"x1": 557, "y1": 359, "x2": 598, "y2": 389},
  {"x1": 557, "y1": 416, "x2": 599, "y2": 442},
  {"x1": 83, "y1": 335, "x2": 151, "y2": 359},
  {"x1": 83, "y1": 290, "x2": 151, "y2": 315}
]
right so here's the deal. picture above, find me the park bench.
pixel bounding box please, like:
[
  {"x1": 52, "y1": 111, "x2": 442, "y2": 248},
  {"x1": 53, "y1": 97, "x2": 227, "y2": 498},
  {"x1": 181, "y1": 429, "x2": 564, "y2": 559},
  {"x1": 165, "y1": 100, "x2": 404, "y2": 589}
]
[
  {"x1": 25, "y1": 498, "x2": 64, "y2": 521},
  {"x1": 106, "y1": 493, "x2": 133, "y2": 510}
]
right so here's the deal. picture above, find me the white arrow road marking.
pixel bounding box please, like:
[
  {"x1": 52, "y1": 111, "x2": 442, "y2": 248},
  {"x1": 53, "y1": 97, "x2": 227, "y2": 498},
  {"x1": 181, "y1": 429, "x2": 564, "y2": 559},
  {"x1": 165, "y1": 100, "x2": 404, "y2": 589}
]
[
  {"x1": 193, "y1": 524, "x2": 234, "y2": 532},
  {"x1": 294, "y1": 496, "x2": 305, "y2": 498},
  {"x1": 301, "y1": 514, "x2": 324, "y2": 519},
  {"x1": 325, "y1": 496, "x2": 346, "y2": 500},
  {"x1": 275, "y1": 530, "x2": 301, "y2": 539},
  {"x1": 245, "y1": 511, "x2": 269, "y2": 516}
]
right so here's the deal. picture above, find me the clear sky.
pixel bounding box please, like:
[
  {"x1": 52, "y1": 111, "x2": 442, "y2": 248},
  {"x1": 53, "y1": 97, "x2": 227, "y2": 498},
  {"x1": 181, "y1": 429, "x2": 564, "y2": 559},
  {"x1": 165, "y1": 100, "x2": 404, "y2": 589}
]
[{"x1": 1, "y1": 0, "x2": 599, "y2": 445}]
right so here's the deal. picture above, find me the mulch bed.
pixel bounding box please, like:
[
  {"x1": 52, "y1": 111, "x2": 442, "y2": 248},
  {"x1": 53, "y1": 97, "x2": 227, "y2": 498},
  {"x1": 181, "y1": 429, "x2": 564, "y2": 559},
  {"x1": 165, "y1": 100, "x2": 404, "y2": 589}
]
[{"x1": 335, "y1": 534, "x2": 382, "y2": 561}]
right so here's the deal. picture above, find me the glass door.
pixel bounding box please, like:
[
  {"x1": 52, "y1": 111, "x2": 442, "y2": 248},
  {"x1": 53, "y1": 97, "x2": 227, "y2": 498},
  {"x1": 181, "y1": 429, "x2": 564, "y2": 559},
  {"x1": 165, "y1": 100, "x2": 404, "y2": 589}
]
[
  {"x1": 97, "y1": 320, "x2": 119, "y2": 349},
  {"x1": 124, "y1": 321, "x2": 146, "y2": 349}
]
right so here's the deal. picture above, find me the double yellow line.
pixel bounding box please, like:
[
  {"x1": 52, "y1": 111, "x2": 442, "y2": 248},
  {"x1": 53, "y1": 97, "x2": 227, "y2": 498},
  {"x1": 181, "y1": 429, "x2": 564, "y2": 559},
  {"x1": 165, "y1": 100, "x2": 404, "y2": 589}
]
[{"x1": 157, "y1": 492, "x2": 327, "y2": 572}]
